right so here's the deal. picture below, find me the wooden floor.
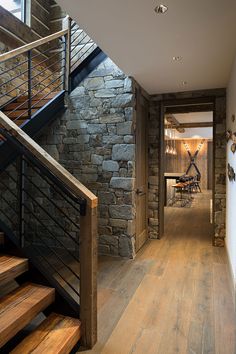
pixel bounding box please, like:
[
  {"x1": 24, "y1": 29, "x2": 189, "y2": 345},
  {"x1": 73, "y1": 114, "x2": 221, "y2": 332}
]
[{"x1": 81, "y1": 191, "x2": 235, "y2": 354}]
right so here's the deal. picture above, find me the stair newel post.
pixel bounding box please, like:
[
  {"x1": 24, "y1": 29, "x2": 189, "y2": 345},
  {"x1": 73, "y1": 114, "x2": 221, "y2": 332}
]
[
  {"x1": 27, "y1": 50, "x2": 32, "y2": 119},
  {"x1": 62, "y1": 16, "x2": 72, "y2": 92},
  {"x1": 80, "y1": 200, "x2": 98, "y2": 349},
  {"x1": 19, "y1": 155, "x2": 26, "y2": 248}
]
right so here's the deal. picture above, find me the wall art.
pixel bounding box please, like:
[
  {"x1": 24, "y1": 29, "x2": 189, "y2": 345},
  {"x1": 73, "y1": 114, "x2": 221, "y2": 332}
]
[
  {"x1": 226, "y1": 130, "x2": 232, "y2": 142},
  {"x1": 228, "y1": 163, "x2": 236, "y2": 182}
]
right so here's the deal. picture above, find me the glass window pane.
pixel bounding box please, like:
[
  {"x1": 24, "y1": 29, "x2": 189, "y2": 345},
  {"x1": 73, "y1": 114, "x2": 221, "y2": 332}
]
[{"x1": 0, "y1": 0, "x2": 24, "y2": 22}]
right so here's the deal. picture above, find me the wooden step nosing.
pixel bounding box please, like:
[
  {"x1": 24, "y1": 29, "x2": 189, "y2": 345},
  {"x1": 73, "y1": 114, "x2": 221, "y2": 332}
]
[
  {"x1": 0, "y1": 284, "x2": 55, "y2": 348},
  {"x1": 0, "y1": 257, "x2": 28, "y2": 284},
  {"x1": 10, "y1": 313, "x2": 81, "y2": 354}
]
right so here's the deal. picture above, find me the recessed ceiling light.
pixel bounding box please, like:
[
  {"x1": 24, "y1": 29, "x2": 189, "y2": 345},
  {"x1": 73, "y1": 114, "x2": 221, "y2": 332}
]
[
  {"x1": 173, "y1": 56, "x2": 182, "y2": 61},
  {"x1": 154, "y1": 4, "x2": 168, "y2": 14},
  {"x1": 182, "y1": 81, "x2": 187, "y2": 85}
]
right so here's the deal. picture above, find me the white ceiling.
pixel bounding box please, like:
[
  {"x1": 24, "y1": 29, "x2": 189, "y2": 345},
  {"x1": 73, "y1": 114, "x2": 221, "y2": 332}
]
[
  {"x1": 165, "y1": 112, "x2": 213, "y2": 139},
  {"x1": 174, "y1": 128, "x2": 213, "y2": 140},
  {"x1": 174, "y1": 112, "x2": 213, "y2": 123},
  {"x1": 56, "y1": 0, "x2": 236, "y2": 94}
]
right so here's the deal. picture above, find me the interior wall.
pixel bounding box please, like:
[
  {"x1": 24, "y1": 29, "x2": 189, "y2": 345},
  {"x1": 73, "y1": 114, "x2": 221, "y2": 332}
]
[
  {"x1": 149, "y1": 89, "x2": 226, "y2": 245},
  {"x1": 36, "y1": 58, "x2": 137, "y2": 258},
  {"x1": 165, "y1": 139, "x2": 211, "y2": 190},
  {"x1": 0, "y1": 1, "x2": 51, "y2": 48},
  {"x1": 226, "y1": 53, "x2": 236, "y2": 289}
]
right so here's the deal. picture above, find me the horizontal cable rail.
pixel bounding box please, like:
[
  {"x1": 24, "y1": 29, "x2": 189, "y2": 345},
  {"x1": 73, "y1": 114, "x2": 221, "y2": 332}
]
[
  {"x1": 0, "y1": 14, "x2": 98, "y2": 347},
  {"x1": 0, "y1": 30, "x2": 68, "y2": 63},
  {"x1": 0, "y1": 16, "x2": 97, "y2": 126},
  {"x1": 0, "y1": 113, "x2": 98, "y2": 347},
  {"x1": 68, "y1": 18, "x2": 97, "y2": 73}
]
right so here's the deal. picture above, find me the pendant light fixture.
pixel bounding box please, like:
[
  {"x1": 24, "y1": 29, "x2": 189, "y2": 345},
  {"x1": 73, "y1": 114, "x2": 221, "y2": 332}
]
[
  {"x1": 169, "y1": 125, "x2": 174, "y2": 154},
  {"x1": 173, "y1": 128, "x2": 177, "y2": 155},
  {"x1": 165, "y1": 121, "x2": 170, "y2": 154}
]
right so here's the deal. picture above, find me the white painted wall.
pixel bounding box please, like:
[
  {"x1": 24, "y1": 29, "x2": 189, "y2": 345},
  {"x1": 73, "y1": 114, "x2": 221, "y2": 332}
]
[{"x1": 226, "y1": 52, "x2": 236, "y2": 288}]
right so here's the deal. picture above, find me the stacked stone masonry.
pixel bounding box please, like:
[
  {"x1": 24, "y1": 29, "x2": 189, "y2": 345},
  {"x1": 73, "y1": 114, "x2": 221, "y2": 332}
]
[{"x1": 38, "y1": 58, "x2": 136, "y2": 258}]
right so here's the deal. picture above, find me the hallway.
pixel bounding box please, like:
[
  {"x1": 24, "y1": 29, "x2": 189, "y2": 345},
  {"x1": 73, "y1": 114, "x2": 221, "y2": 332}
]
[{"x1": 83, "y1": 192, "x2": 235, "y2": 354}]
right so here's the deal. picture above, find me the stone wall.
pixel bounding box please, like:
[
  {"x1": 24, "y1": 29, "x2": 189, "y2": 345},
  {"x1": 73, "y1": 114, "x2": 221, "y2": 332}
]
[
  {"x1": 148, "y1": 100, "x2": 160, "y2": 239},
  {"x1": 148, "y1": 89, "x2": 226, "y2": 245},
  {"x1": 38, "y1": 58, "x2": 137, "y2": 258},
  {"x1": 214, "y1": 96, "x2": 227, "y2": 246}
]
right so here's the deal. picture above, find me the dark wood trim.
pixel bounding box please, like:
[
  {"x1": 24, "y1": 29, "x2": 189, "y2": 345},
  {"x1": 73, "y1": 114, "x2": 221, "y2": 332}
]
[
  {"x1": 159, "y1": 95, "x2": 216, "y2": 240},
  {"x1": 151, "y1": 88, "x2": 226, "y2": 101},
  {"x1": 165, "y1": 104, "x2": 213, "y2": 114},
  {"x1": 168, "y1": 122, "x2": 213, "y2": 129},
  {"x1": 159, "y1": 102, "x2": 165, "y2": 239}
]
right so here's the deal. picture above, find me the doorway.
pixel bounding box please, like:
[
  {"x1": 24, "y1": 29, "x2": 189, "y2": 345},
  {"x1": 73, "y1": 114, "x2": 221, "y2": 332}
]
[
  {"x1": 159, "y1": 102, "x2": 214, "y2": 241},
  {"x1": 135, "y1": 90, "x2": 149, "y2": 252}
]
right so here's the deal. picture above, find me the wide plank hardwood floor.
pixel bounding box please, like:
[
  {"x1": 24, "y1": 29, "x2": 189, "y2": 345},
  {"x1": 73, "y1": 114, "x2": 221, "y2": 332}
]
[{"x1": 81, "y1": 191, "x2": 235, "y2": 354}]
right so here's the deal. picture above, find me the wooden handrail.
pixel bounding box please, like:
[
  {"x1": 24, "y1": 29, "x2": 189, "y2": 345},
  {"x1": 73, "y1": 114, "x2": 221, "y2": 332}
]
[
  {"x1": 1, "y1": 110, "x2": 98, "y2": 348},
  {"x1": 0, "y1": 111, "x2": 97, "y2": 208},
  {"x1": 0, "y1": 29, "x2": 68, "y2": 63}
]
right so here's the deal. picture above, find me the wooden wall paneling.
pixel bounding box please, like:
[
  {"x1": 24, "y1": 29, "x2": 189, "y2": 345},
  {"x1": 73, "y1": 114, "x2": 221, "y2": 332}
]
[
  {"x1": 50, "y1": 5, "x2": 66, "y2": 20},
  {"x1": 35, "y1": 0, "x2": 51, "y2": 9},
  {"x1": 165, "y1": 139, "x2": 210, "y2": 190},
  {"x1": 208, "y1": 141, "x2": 213, "y2": 190},
  {"x1": 31, "y1": 1, "x2": 50, "y2": 25},
  {"x1": 31, "y1": 16, "x2": 50, "y2": 37},
  {"x1": 50, "y1": 20, "x2": 63, "y2": 34}
]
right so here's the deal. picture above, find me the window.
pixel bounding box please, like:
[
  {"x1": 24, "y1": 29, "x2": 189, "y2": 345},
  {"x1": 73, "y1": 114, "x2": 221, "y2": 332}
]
[{"x1": 0, "y1": 0, "x2": 26, "y2": 23}]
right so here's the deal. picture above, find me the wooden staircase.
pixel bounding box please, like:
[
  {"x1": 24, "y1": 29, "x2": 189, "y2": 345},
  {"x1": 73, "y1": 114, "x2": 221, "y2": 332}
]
[
  {"x1": 1, "y1": 92, "x2": 61, "y2": 128},
  {"x1": 0, "y1": 232, "x2": 81, "y2": 354}
]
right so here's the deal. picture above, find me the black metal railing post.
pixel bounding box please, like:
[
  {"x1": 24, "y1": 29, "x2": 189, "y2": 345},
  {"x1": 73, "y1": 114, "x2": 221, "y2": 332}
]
[
  {"x1": 19, "y1": 155, "x2": 26, "y2": 247},
  {"x1": 27, "y1": 50, "x2": 32, "y2": 119}
]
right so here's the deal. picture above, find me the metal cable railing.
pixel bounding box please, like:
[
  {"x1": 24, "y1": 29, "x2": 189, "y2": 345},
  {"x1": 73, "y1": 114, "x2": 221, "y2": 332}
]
[
  {"x1": 0, "y1": 128, "x2": 84, "y2": 306},
  {"x1": 69, "y1": 18, "x2": 97, "y2": 73},
  {"x1": 0, "y1": 17, "x2": 97, "y2": 128},
  {"x1": 0, "y1": 35, "x2": 66, "y2": 123},
  {"x1": 0, "y1": 17, "x2": 98, "y2": 347}
]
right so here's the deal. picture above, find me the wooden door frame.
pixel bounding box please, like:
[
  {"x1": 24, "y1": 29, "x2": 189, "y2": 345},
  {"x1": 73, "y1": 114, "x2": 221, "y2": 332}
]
[
  {"x1": 135, "y1": 87, "x2": 149, "y2": 252},
  {"x1": 158, "y1": 96, "x2": 215, "y2": 240}
]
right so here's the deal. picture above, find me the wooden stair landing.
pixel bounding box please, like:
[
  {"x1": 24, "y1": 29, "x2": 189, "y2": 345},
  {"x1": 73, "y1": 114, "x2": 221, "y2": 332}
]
[
  {"x1": 0, "y1": 254, "x2": 28, "y2": 284},
  {"x1": 11, "y1": 313, "x2": 81, "y2": 354},
  {"x1": 0, "y1": 283, "x2": 55, "y2": 348}
]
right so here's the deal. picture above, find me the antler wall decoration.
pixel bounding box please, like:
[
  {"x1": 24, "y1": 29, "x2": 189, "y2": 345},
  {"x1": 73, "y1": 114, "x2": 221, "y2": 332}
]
[
  {"x1": 228, "y1": 163, "x2": 236, "y2": 182},
  {"x1": 226, "y1": 129, "x2": 236, "y2": 154}
]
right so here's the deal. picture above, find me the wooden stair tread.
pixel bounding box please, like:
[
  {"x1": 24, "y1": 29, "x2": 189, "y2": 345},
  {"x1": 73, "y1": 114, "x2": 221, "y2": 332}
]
[
  {"x1": 3, "y1": 99, "x2": 51, "y2": 111},
  {"x1": 0, "y1": 283, "x2": 55, "y2": 348},
  {"x1": 3, "y1": 109, "x2": 37, "y2": 119},
  {"x1": 15, "y1": 92, "x2": 61, "y2": 103},
  {"x1": 11, "y1": 312, "x2": 81, "y2": 354},
  {"x1": 0, "y1": 255, "x2": 28, "y2": 284}
]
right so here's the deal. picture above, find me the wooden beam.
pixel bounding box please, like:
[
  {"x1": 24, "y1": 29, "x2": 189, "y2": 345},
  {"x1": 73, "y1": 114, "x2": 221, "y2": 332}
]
[
  {"x1": 165, "y1": 103, "x2": 213, "y2": 114},
  {"x1": 0, "y1": 111, "x2": 98, "y2": 207},
  {"x1": 165, "y1": 114, "x2": 185, "y2": 133},
  {"x1": 0, "y1": 29, "x2": 67, "y2": 63},
  {"x1": 178, "y1": 122, "x2": 213, "y2": 128}
]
